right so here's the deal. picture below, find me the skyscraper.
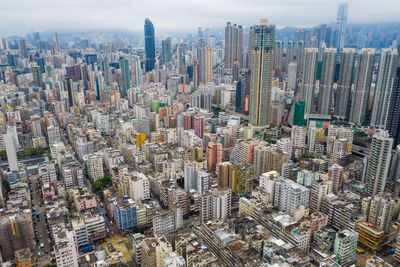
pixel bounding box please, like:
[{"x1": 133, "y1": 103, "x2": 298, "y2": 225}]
[
  {"x1": 18, "y1": 38, "x2": 27, "y2": 58},
  {"x1": 232, "y1": 61, "x2": 240, "y2": 81},
  {"x1": 287, "y1": 62, "x2": 297, "y2": 91},
  {"x1": 364, "y1": 131, "x2": 393, "y2": 195},
  {"x1": 274, "y1": 40, "x2": 284, "y2": 73},
  {"x1": 301, "y1": 48, "x2": 319, "y2": 114},
  {"x1": 224, "y1": 22, "x2": 243, "y2": 69},
  {"x1": 296, "y1": 41, "x2": 306, "y2": 75},
  {"x1": 235, "y1": 80, "x2": 244, "y2": 112},
  {"x1": 285, "y1": 41, "x2": 295, "y2": 73},
  {"x1": 386, "y1": 67, "x2": 400, "y2": 149},
  {"x1": 197, "y1": 39, "x2": 213, "y2": 83},
  {"x1": 205, "y1": 46, "x2": 213, "y2": 83},
  {"x1": 176, "y1": 42, "x2": 186, "y2": 75},
  {"x1": 103, "y1": 56, "x2": 110, "y2": 86},
  {"x1": 119, "y1": 57, "x2": 130, "y2": 98},
  {"x1": 249, "y1": 18, "x2": 275, "y2": 126},
  {"x1": 32, "y1": 63, "x2": 44, "y2": 89},
  {"x1": 161, "y1": 37, "x2": 172, "y2": 64},
  {"x1": 54, "y1": 32, "x2": 60, "y2": 51},
  {"x1": 65, "y1": 77, "x2": 74, "y2": 108},
  {"x1": 80, "y1": 64, "x2": 89, "y2": 92},
  {"x1": 144, "y1": 18, "x2": 156, "y2": 72},
  {"x1": 335, "y1": 48, "x2": 356, "y2": 118},
  {"x1": 4, "y1": 128, "x2": 18, "y2": 172},
  {"x1": 349, "y1": 48, "x2": 375, "y2": 125},
  {"x1": 335, "y1": 3, "x2": 348, "y2": 49},
  {"x1": 0, "y1": 37, "x2": 8, "y2": 50},
  {"x1": 371, "y1": 48, "x2": 399, "y2": 128},
  {"x1": 318, "y1": 48, "x2": 337, "y2": 115}
]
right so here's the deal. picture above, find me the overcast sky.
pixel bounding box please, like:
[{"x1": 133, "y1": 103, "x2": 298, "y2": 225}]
[{"x1": 1, "y1": 0, "x2": 399, "y2": 37}]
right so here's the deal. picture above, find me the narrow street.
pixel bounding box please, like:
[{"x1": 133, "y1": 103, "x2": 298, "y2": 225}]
[{"x1": 30, "y1": 174, "x2": 51, "y2": 265}]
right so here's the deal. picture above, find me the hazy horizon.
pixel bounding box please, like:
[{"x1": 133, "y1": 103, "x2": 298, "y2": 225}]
[{"x1": 2, "y1": 0, "x2": 400, "y2": 37}]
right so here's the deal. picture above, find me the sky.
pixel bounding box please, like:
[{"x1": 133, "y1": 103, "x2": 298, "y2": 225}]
[{"x1": 1, "y1": 0, "x2": 400, "y2": 36}]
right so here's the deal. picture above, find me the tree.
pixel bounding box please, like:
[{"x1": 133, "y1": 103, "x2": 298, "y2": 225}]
[
  {"x1": 101, "y1": 176, "x2": 112, "y2": 187},
  {"x1": 17, "y1": 147, "x2": 48, "y2": 159},
  {"x1": 300, "y1": 152, "x2": 314, "y2": 161},
  {"x1": 263, "y1": 134, "x2": 277, "y2": 144},
  {"x1": 92, "y1": 180, "x2": 103, "y2": 193},
  {"x1": 0, "y1": 150, "x2": 6, "y2": 160},
  {"x1": 353, "y1": 138, "x2": 367, "y2": 148}
]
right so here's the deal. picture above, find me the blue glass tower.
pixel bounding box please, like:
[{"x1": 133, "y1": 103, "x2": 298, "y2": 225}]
[
  {"x1": 119, "y1": 57, "x2": 130, "y2": 98},
  {"x1": 144, "y1": 18, "x2": 156, "y2": 72}
]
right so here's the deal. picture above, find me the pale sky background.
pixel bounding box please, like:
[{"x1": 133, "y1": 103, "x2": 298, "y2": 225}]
[{"x1": 1, "y1": 0, "x2": 399, "y2": 36}]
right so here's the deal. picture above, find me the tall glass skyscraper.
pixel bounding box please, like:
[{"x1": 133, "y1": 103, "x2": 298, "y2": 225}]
[
  {"x1": 371, "y1": 48, "x2": 399, "y2": 128},
  {"x1": 144, "y1": 18, "x2": 156, "y2": 72},
  {"x1": 318, "y1": 47, "x2": 337, "y2": 115},
  {"x1": 335, "y1": 48, "x2": 356, "y2": 119},
  {"x1": 336, "y1": 3, "x2": 348, "y2": 49},
  {"x1": 301, "y1": 48, "x2": 319, "y2": 115},
  {"x1": 249, "y1": 18, "x2": 275, "y2": 126},
  {"x1": 119, "y1": 57, "x2": 130, "y2": 98},
  {"x1": 386, "y1": 67, "x2": 400, "y2": 149},
  {"x1": 349, "y1": 48, "x2": 375, "y2": 125},
  {"x1": 161, "y1": 37, "x2": 172, "y2": 64}
]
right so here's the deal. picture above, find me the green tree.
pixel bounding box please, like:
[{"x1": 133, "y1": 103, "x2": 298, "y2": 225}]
[
  {"x1": 92, "y1": 180, "x2": 103, "y2": 193},
  {"x1": 0, "y1": 150, "x2": 6, "y2": 160},
  {"x1": 353, "y1": 138, "x2": 367, "y2": 148},
  {"x1": 300, "y1": 152, "x2": 314, "y2": 161},
  {"x1": 263, "y1": 134, "x2": 277, "y2": 144},
  {"x1": 101, "y1": 176, "x2": 112, "y2": 187}
]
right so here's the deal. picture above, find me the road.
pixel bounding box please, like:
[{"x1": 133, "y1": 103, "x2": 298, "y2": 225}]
[{"x1": 30, "y1": 174, "x2": 52, "y2": 265}]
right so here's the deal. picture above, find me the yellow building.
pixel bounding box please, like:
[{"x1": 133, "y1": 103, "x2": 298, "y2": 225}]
[
  {"x1": 137, "y1": 133, "x2": 147, "y2": 149},
  {"x1": 267, "y1": 148, "x2": 283, "y2": 174},
  {"x1": 205, "y1": 46, "x2": 213, "y2": 83},
  {"x1": 142, "y1": 235, "x2": 172, "y2": 267},
  {"x1": 137, "y1": 205, "x2": 147, "y2": 227},
  {"x1": 191, "y1": 146, "x2": 204, "y2": 161},
  {"x1": 355, "y1": 221, "x2": 384, "y2": 251},
  {"x1": 315, "y1": 128, "x2": 325, "y2": 143},
  {"x1": 14, "y1": 248, "x2": 34, "y2": 267},
  {"x1": 233, "y1": 164, "x2": 253, "y2": 195}
]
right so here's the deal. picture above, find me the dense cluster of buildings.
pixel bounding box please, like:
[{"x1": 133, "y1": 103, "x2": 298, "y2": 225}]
[{"x1": 0, "y1": 2, "x2": 400, "y2": 267}]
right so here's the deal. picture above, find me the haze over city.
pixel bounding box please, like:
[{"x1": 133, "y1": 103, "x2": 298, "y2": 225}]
[{"x1": 1, "y1": 0, "x2": 400, "y2": 36}]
